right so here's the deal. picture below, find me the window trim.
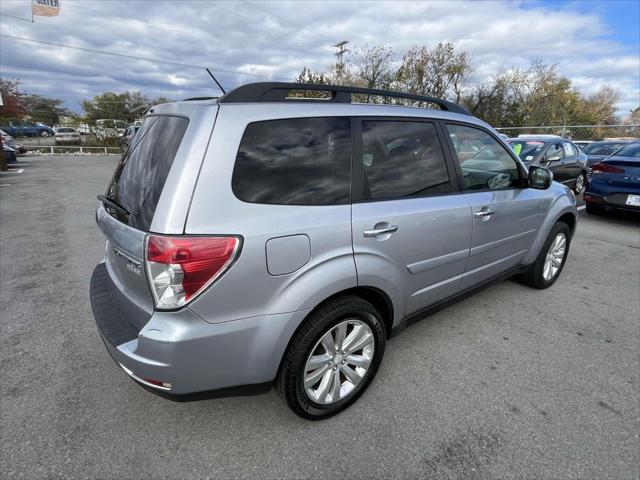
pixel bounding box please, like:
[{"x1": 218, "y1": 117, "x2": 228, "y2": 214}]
[
  {"x1": 351, "y1": 116, "x2": 460, "y2": 204},
  {"x1": 441, "y1": 120, "x2": 528, "y2": 192},
  {"x1": 231, "y1": 116, "x2": 353, "y2": 207}
]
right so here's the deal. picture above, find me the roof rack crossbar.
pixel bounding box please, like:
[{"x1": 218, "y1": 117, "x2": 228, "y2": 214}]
[{"x1": 218, "y1": 82, "x2": 470, "y2": 115}]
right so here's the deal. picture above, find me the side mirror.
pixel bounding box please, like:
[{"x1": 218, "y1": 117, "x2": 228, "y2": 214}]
[{"x1": 529, "y1": 166, "x2": 553, "y2": 189}]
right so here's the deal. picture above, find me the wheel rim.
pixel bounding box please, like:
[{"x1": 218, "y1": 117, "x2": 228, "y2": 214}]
[
  {"x1": 303, "y1": 319, "x2": 374, "y2": 405},
  {"x1": 575, "y1": 174, "x2": 584, "y2": 193},
  {"x1": 543, "y1": 232, "x2": 566, "y2": 281}
]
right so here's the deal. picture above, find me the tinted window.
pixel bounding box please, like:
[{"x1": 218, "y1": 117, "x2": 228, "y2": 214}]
[
  {"x1": 447, "y1": 124, "x2": 521, "y2": 191},
  {"x1": 562, "y1": 141, "x2": 577, "y2": 157},
  {"x1": 57, "y1": 128, "x2": 75, "y2": 133},
  {"x1": 232, "y1": 117, "x2": 351, "y2": 205},
  {"x1": 361, "y1": 121, "x2": 450, "y2": 200},
  {"x1": 583, "y1": 142, "x2": 622, "y2": 155},
  {"x1": 107, "y1": 115, "x2": 189, "y2": 230}
]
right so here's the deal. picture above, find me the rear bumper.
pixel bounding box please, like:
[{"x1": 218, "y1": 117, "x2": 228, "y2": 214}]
[
  {"x1": 584, "y1": 190, "x2": 640, "y2": 213},
  {"x1": 90, "y1": 262, "x2": 310, "y2": 396}
]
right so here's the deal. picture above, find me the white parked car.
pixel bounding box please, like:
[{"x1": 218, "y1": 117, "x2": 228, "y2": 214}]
[{"x1": 54, "y1": 127, "x2": 81, "y2": 145}]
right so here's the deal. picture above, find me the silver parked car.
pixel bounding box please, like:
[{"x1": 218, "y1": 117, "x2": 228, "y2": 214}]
[
  {"x1": 54, "y1": 127, "x2": 81, "y2": 145},
  {"x1": 90, "y1": 83, "x2": 578, "y2": 419}
]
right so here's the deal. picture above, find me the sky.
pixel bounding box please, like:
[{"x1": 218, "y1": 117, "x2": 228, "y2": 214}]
[{"x1": 0, "y1": 0, "x2": 639, "y2": 119}]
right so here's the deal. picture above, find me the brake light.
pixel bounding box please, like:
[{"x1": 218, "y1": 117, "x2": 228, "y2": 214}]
[
  {"x1": 592, "y1": 163, "x2": 624, "y2": 174},
  {"x1": 145, "y1": 235, "x2": 240, "y2": 309}
]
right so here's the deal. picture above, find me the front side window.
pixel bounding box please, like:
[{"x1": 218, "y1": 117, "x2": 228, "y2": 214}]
[
  {"x1": 545, "y1": 142, "x2": 564, "y2": 160},
  {"x1": 232, "y1": 117, "x2": 351, "y2": 205},
  {"x1": 361, "y1": 121, "x2": 451, "y2": 200},
  {"x1": 447, "y1": 124, "x2": 521, "y2": 191}
]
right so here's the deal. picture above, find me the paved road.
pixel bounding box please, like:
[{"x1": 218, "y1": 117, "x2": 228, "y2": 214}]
[{"x1": 1, "y1": 156, "x2": 638, "y2": 479}]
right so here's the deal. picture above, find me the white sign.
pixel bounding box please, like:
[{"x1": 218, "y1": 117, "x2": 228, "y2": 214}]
[{"x1": 32, "y1": 0, "x2": 61, "y2": 17}]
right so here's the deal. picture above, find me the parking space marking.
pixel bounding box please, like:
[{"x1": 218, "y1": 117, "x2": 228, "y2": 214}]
[
  {"x1": 577, "y1": 205, "x2": 586, "y2": 211},
  {"x1": 0, "y1": 183, "x2": 12, "y2": 187},
  {"x1": 0, "y1": 168, "x2": 24, "y2": 174}
]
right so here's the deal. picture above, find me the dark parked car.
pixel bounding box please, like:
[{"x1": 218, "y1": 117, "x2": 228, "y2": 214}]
[
  {"x1": 0, "y1": 120, "x2": 55, "y2": 137},
  {"x1": 584, "y1": 141, "x2": 640, "y2": 215},
  {"x1": 508, "y1": 135, "x2": 588, "y2": 194},
  {"x1": 581, "y1": 140, "x2": 634, "y2": 175},
  {"x1": 3, "y1": 144, "x2": 17, "y2": 164}
]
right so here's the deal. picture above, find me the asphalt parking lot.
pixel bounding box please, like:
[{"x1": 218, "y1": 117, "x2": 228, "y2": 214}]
[{"x1": 1, "y1": 155, "x2": 638, "y2": 479}]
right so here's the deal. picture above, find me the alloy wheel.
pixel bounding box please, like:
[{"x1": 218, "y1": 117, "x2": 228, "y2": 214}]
[
  {"x1": 543, "y1": 232, "x2": 566, "y2": 281},
  {"x1": 303, "y1": 319, "x2": 374, "y2": 405}
]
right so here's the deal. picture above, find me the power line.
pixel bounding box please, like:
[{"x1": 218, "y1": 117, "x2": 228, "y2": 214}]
[
  {"x1": 0, "y1": 13, "x2": 33, "y2": 23},
  {"x1": 0, "y1": 34, "x2": 293, "y2": 81}
]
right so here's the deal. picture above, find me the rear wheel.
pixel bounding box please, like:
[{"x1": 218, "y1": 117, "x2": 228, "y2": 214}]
[
  {"x1": 276, "y1": 296, "x2": 386, "y2": 420},
  {"x1": 521, "y1": 222, "x2": 571, "y2": 289}
]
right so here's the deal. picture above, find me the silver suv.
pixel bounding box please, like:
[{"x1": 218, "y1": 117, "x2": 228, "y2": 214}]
[{"x1": 90, "y1": 83, "x2": 577, "y2": 419}]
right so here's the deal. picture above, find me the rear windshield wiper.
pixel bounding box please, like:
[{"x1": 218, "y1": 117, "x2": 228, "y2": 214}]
[{"x1": 97, "y1": 194, "x2": 130, "y2": 218}]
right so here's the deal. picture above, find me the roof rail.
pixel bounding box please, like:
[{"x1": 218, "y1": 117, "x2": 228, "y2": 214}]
[
  {"x1": 182, "y1": 96, "x2": 219, "y2": 101},
  {"x1": 218, "y1": 82, "x2": 470, "y2": 115}
]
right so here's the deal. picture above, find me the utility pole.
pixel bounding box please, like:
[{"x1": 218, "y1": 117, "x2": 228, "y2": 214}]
[{"x1": 333, "y1": 40, "x2": 350, "y2": 84}]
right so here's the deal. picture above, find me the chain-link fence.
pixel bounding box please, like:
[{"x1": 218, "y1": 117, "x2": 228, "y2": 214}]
[{"x1": 496, "y1": 125, "x2": 639, "y2": 143}]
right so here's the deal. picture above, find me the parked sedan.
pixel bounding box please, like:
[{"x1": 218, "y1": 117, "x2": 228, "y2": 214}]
[
  {"x1": 54, "y1": 127, "x2": 81, "y2": 145},
  {"x1": 581, "y1": 140, "x2": 633, "y2": 175},
  {"x1": 508, "y1": 135, "x2": 588, "y2": 194},
  {"x1": 584, "y1": 141, "x2": 640, "y2": 215},
  {"x1": 0, "y1": 121, "x2": 55, "y2": 137},
  {"x1": 1, "y1": 129, "x2": 16, "y2": 150},
  {"x1": 3, "y1": 144, "x2": 17, "y2": 164}
]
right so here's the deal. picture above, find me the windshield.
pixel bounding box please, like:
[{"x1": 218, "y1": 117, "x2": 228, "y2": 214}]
[
  {"x1": 613, "y1": 142, "x2": 640, "y2": 158},
  {"x1": 582, "y1": 142, "x2": 626, "y2": 155},
  {"x1": 508, "y1": 140, "x2": 545, "y2": 161},
  {"x1": 106, "y1": 115, "x2": 189, "y2": 230}
]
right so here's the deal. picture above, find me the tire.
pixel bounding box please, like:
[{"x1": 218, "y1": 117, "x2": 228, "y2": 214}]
[
  {"x1": 573, "y1": 172, "x2": 586, "y2": 194},
  {"x1": 40, "y1": 130, "x2": 51, "y2": 137},
  {"x1": 521, "y1": 222, "x2": 571, "y2": 289},
  {"x1": 276, "y1": 295, "x2": 386, "y2": 420},
  {"x1": 586, "y1": 204, "x2": 603, "y2": 215}
]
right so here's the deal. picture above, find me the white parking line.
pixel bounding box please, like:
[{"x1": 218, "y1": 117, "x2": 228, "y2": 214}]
[
  {"x1": 577, "y1": 205, "x2": 586, "y2": 211},
  {"x1": 0, "y1": 169, "x2": 24, "y2": 174},
  {"x1": 0, "y1": 184, "x2": 12, "y2": 187}
]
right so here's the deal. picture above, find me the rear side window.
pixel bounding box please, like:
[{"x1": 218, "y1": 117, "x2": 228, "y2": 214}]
[
  {"x1": 107, "y1": 115, "x2": 189, "y2": 230},
  {"x1": 232, "y1": 117, "x2": 351, "y2": 205},
  {"x1": 447, "y1": 124, "x2": 521, "y2": 191},
  {"x1": 361, "y1": 120, "x2": 451, "y2": 200}
]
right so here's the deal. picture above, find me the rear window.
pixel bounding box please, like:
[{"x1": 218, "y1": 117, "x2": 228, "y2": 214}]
[
  {"x1": 613, "y1": 142, "x2": 640, "y2": 158},
  {"x1": 232, "y1": 117, "x2": 351, "y2": 205},
  {"x1": 57, "y1": 128, "x2": 75, "y2": 133},
  {"x1": 107, "y1": 115, "x2": 189, "y2": 230}
]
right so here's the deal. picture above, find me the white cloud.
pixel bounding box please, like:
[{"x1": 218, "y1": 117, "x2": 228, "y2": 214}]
[{"x1": 0, "y1": 0, "x2": 637, "y2": 117}]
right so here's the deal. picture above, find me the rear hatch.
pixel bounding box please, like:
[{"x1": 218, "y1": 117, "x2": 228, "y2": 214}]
[{"x1": 95, "y1": 113, "x2": 193, "y2": 342}]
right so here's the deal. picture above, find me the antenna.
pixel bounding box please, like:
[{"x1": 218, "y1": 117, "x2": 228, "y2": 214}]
[{"x1": 205, "y1": 68, "x2": 226, "y2": 95}]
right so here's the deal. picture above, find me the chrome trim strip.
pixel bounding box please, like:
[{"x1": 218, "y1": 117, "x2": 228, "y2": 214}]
[{"x1": 113, "y1": 247, "x2": 142, "y2": 267}]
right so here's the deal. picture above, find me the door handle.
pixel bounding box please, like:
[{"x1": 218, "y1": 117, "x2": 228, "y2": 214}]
[
  {"x1": 363, "y1": 225, "x2": 399, "y2": 237},
  {"x1": 473, "y1": 207, "x2": 495, "y2": 218}
]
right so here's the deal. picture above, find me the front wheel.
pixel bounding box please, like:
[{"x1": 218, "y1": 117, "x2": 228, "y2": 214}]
[
  {"x1": 276, "y1": 296, "x2": 386, "y2": 420},
  {"x1": 521, "y1": 222, "x2": 571, "y2": 289},
  {"x1": 573, "y1": 172, "x2": 586, "y2": 194}
]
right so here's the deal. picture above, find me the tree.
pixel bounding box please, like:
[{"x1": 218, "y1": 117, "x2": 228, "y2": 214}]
[
  {"x1": 0, "y1": 78, "x2": 27, "y2": 121},
  {"x1": 22, "y1": 94, "x2": 69, "y2": 126},
  {"x1": 351, "y1": 44, "x2": 395, "y2": 91},
  {"x1": 396, "y1": 42, "x2": 472, "y2": 102},
  {"x1": 81, "y1": 91, "x2": 165, "y2": 123}
]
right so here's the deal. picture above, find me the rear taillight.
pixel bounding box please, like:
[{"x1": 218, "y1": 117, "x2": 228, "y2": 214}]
[
  {"x1": 145, "y1": 235, "x2": 240, "y2": 309},
  {"x1": 592, "y1": 163, "x2": 624, "y2": 174}
]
